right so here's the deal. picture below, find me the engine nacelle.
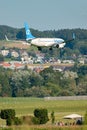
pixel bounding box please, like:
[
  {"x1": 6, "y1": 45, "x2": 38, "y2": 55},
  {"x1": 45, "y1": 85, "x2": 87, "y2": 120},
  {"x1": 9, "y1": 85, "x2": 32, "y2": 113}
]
[
  {"x1": 56, "y1": 44, "x2": 59, "y2": 48},
  {"x1": 56, "y1": 43, "x2": 66, "y2": 48}
]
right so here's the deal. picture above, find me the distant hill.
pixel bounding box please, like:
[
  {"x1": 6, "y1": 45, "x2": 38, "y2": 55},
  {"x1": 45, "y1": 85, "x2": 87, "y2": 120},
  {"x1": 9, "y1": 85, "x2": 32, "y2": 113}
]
[
  {"x1": 0, "y1": 25, "x2": 87, "y2": 40},
  {"x1": 0, "y1": 25, "x2": 87, "y2": 55},
  {"x1": 0, "y1": 25, "x2": 18, "y2": 40}
]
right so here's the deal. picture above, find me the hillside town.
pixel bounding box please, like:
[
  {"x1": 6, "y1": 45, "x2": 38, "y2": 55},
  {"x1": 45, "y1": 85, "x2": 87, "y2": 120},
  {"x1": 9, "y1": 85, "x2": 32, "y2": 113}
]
[{"x1": 0, "y1": 48, "x2": 87, "y2": 72}]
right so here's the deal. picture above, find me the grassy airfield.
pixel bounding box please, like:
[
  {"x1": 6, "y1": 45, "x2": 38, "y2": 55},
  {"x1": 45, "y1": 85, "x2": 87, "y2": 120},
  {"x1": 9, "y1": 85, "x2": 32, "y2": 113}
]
[
  {"x1": 0, "y1": 97, "x2": 86, "y2": 116},
  {"x1": 0, "y1": 97, "x2": 87, "y2": 130},
  {"x1": 0, "y1": 40, "x2": 30, "y2": 49}
]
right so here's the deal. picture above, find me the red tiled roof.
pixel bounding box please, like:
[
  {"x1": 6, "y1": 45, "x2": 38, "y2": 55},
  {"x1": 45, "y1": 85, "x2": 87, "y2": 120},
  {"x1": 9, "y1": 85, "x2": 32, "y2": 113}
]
[
  {"x1": 14, "y1": 63, "x2": 23, "y2": 68},
  {"x1": 0, "y1": 62, "x2": 11, "y2": 67}
]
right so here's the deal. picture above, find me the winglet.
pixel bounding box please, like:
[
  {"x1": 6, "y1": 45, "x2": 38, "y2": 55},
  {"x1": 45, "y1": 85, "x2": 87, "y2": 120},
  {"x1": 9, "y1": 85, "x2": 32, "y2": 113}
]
[
  {"x1": 73, "y1": 33, "x2": 75, "y2": 40},
  {"x1": 65, "y1": 33, "x2": 75, "y2": 43}
]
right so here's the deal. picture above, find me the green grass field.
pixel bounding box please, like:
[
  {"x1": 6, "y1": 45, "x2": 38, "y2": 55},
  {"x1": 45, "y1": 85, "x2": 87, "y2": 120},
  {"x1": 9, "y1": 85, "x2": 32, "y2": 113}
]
[
  {"x1": 0, "y1": 97, "x2": 87, "y2": 116},
  {"x1": 0, "y1": 97, "x2": 87, "y2": 130}
]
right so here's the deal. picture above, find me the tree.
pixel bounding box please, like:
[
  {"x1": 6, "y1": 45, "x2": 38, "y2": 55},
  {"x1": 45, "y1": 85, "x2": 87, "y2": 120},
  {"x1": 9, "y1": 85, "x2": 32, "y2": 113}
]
[
  {"x1": 84, "y1": 111, "x2": 87, "y2": 125},
  {"x1": 0, "y1": 109, "x2": 22, "y2": 126},
  {"x1": 10, "y1": 70, "x2": 31, "y2": 97},
  {"x1": 6, "y1": 118, "x2": 13, "y2": 126},
  {"x1": 30, "y1": 73, "x2": 43, "y2": 87},
  {"x1": 51, "y1": 111, "x2": 55, "y2": 124},
  {"x1": 0, "y1": 69, "x2": 11, "y2": 96},
  {"x1": 34, "y1": 108, "x2": 49, "y2": 124},
  {"x1": 0, "y1": 109, "x2": 15, "y2": 119},
  {"x1": 13, "y1": 117, "x2": 22, "y2": 125},
  {"x1": 0, "y1": 54, "x2": 4, "y2": 62},
  {"x1": 16, "y1": 30, "x2": 25, "y2": 40},
  {"x1": 0, "y1": 109, "x2": 15, "y2": 126}
]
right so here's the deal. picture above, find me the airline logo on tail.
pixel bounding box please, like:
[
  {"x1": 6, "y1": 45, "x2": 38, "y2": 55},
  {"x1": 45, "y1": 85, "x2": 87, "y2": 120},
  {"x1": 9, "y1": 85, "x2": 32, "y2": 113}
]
[{"x1": 24, "y1": 23, "x2": 35, "y2": 41}]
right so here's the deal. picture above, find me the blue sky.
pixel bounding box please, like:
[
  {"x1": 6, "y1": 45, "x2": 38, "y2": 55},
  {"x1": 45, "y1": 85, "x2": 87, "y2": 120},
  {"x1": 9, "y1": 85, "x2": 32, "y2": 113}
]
[{"x1": 0, "y1": 0, "x2": 87, "y2": 30}]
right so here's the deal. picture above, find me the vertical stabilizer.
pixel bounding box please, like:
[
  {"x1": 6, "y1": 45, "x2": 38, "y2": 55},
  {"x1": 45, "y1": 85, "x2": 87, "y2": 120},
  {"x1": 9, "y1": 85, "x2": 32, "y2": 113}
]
[{"x1": 24, "y1": 23, "x2": 35, "y2": 41}]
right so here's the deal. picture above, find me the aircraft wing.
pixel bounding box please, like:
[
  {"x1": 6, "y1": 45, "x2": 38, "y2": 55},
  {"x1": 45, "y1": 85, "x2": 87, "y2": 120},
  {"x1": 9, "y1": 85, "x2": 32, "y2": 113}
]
[{"x1": 65, "y1": 33, "x2": 75, "y2": 43}]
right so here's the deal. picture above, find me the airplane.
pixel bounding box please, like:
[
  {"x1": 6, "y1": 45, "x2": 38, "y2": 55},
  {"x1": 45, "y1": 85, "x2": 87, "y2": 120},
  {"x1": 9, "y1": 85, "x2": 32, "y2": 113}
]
[{"x1": 24, "y1": 23, "x2": 75, "y2": 50}]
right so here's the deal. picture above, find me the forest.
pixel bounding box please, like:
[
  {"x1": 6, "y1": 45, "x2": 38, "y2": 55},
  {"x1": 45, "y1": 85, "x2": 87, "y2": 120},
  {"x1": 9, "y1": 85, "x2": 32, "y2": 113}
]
[{"x1": 0, "y1": 64, "x2": 87, "y2": 97}]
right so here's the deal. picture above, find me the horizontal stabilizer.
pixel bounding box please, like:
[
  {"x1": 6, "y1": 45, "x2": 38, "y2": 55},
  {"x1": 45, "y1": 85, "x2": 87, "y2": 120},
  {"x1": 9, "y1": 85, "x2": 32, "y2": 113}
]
[{"x1": 5, "y1": 35, "x2": 9, "y2": 41}]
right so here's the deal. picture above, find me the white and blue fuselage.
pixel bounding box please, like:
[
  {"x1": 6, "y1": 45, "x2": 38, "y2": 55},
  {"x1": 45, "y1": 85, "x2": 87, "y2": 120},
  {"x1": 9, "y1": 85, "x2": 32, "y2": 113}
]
[{"x1": 31, "y1": 38, "x2": 65, "y2": 48}]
